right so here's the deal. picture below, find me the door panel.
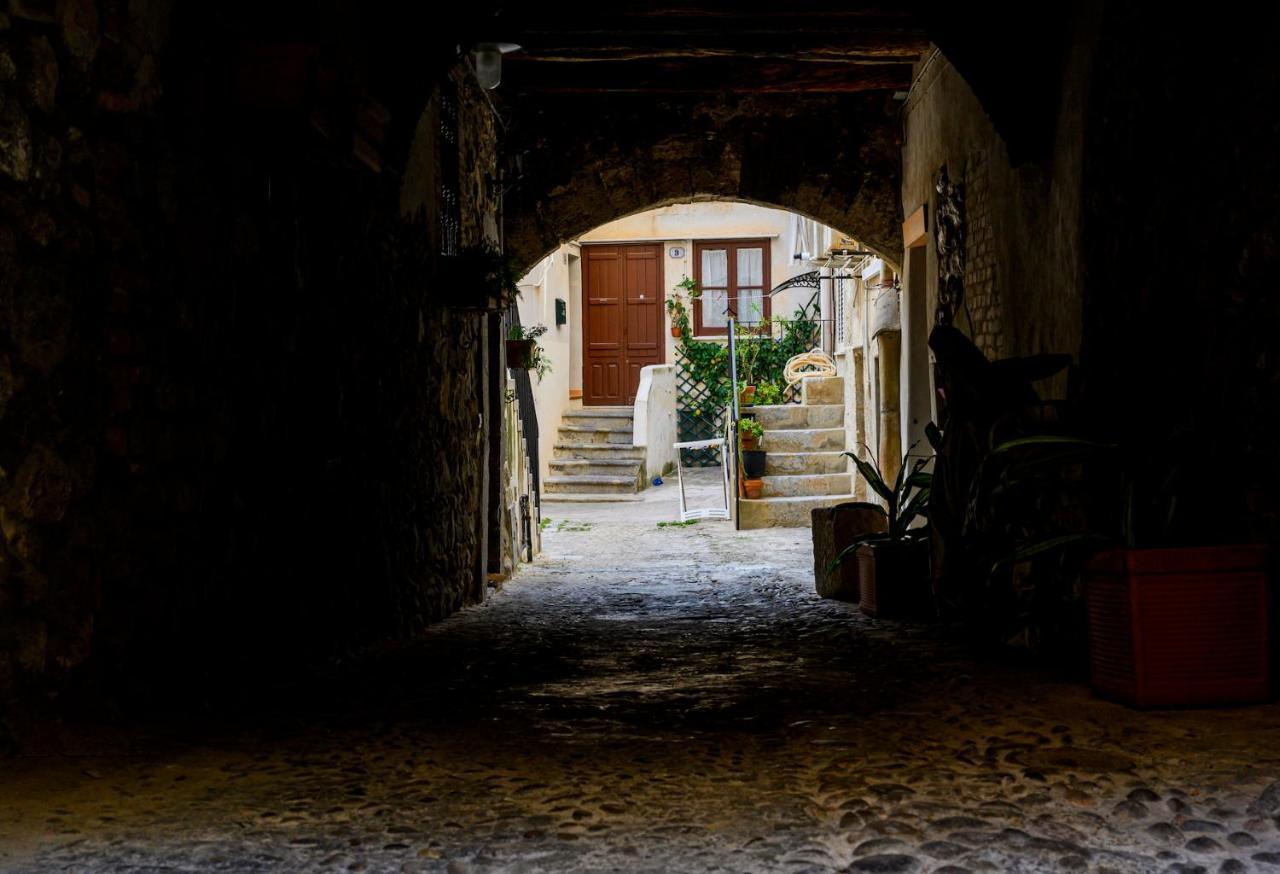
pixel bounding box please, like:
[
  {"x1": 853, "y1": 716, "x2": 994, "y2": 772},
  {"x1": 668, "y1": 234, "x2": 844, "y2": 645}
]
[
  {"x1": 582, "y1": 243, "x2": 664, "y2": 406},
  {"x1": 583, "y1": 246, "x2": 625, "y2": 405},
  {"x1": 623, "y1": 245, "x2": 662, "y2": 404}
]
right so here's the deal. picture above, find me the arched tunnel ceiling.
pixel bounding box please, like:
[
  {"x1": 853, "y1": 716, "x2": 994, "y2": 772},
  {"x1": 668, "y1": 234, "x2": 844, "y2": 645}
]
[{"x1": 489, "y1": 4, "x2": 930, "y2": 271}]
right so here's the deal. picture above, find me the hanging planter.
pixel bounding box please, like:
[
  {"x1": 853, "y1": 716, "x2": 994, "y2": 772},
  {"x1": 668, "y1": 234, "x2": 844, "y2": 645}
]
[
  {"x1": 506, "y1": 325, "x2": 553, "y2": 382},
  {"x1": 506, "y1": 338, "x2": 536, "y2": 369},
  {"x1": 671, "y1": 325, "x2": 682, "y2": 338}
]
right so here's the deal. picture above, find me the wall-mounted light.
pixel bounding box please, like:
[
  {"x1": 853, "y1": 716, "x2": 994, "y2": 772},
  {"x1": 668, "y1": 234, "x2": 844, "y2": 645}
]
[{"x1": 472, "y1": 43, "x2": 522, "y2": 90}]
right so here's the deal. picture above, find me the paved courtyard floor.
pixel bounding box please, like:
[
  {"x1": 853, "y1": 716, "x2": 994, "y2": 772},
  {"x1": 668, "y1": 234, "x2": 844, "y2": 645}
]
[{"x1": 2, "y1": 488, "x2": 1280, "y2": 872}]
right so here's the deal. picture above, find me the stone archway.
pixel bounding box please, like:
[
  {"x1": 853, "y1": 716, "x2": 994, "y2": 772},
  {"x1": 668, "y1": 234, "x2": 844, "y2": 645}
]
[{"x1": 502, "y1": 92, "x2": 904, "y2": 274}]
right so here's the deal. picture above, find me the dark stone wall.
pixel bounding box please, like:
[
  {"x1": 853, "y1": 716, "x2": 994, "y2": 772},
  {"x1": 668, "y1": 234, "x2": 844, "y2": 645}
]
[
  {"x1": 903, "y1": 5, "x2": 1280, "y2": 544},
  {"x1": 0, "y1": 2, "x2": 499, "y2": 704},
  {"x1": 1079, "y1": 7, "x2": 1280, "y2": 543},
  {"x1": 502, "y1": 92, "x2": 904, "y2": 272}
]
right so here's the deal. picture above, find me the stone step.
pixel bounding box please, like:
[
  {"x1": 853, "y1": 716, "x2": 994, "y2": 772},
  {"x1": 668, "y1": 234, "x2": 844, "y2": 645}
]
[
  {"x1": 560, "y1": 411, "x2": 635, "y2": 430},
  {"x1": 749, "y1": 404, "x2": 844, "y2": 429},
  {"x1": 760, "y1": 473, "x2": 852, "y2": 498},
  {"x1": 563, "y1": 407, "x2": 633, "y2": 418},
  {"x1": 801, "y1": 376, "x2": 844, "y2": 405},
  {"x1": 738, "y1": 493, "x2": 858, "y2": 529},
  {"x1": 544, "y1": 475, "x2": 639, "y2": 495},
  {"x1": 760, "y1": 427, "x2": 845, "y2": 453},
  {"x1": 541, "y1": 493, "x2": 644, "y2": 504},
  {"x1": 557, "y1": 424, "x2": 635, "y2": 445},
  {"x1": 549, "y1": 458, "x2": 644, "y2": 479},
  {"x1": 764, "y1": 451, "x2": 847, "y2": 475},
  {"x1": 553, "y1": 442, "x2": 645, "y2": 460}
]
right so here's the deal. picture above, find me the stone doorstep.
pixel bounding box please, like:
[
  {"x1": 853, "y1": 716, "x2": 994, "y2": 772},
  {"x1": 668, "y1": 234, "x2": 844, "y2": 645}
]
[
  {"x1": 761, "y1": 472, "x2": 852, "y2": 498},
  {"x1": 562, "y1": 407, "x2": 633, "y2": 418},
  {"x1": 540, "y1": 493, "x2": 644, "y2": 503},
  {"x1": 549, "y1": 458, "x2": 642, "y2": 469},
  {"x1": 543, "y1": 475, "x2": 639, "y2": 494},
  {"x1": 760, "y1": 427, "x2": 845, "y2": 453},
  {"x1": 763, "y1": 451, "x2": 848, "y2": 475},
  {"x1": 800, "y1": 376, "x2": 844, "y2": 405},
  {"x1": 749, "y1": 403, "x2": 844, "y2": 429},
  {"x1": 557, "y1": 418, "x2": 636, "y2": 432},
  {"x1": 738, "y1": 493, "x2": 858, "y2": 529},
  {"x1": 556, "y1": 425, "x2": 635, "y2": 444},
  {"x1": 552, "y1": 442, "x2": 645, "y2": 459},
  {"x1": 549, "y1": 459, "x2": 643, "y2": 480}
]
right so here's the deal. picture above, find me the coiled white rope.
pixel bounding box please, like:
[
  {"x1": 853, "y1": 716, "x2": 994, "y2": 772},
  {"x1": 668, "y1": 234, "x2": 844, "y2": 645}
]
[{"x1": 783, "y1": 350, "x2": 837, "y2": 386}]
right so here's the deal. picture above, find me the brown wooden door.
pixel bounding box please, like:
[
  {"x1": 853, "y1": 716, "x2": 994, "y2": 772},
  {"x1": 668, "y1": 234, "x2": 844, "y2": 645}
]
[{"x1": 582, "y1": 244, "x2": 663, "y2": 405}]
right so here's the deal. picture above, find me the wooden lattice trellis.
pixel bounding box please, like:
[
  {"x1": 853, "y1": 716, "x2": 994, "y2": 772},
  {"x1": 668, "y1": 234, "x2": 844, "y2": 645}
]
[{"x1": 675, "y1": 351, "x2": 726, "y2": 468}]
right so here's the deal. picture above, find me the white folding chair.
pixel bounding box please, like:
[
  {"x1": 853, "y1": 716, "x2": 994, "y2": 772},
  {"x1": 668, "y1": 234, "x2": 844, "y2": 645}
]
[{"x1": 672, "y1": 438, "x2": 731, "y2": 522}]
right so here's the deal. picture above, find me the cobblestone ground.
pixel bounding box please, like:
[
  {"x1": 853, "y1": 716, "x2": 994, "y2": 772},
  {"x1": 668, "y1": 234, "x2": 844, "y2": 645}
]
[{"x1": 3, "y1": 501, "x2": 1280, "y2": 873}]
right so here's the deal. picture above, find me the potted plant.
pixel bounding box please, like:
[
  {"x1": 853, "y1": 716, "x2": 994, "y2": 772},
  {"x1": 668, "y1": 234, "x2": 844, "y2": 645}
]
[
  {"x1": 1082, "y1": 446, "x2": 1271, "y2": 708},
  {"x1": 667, "y1": 276, "x2": 699, "y2": 338},
  {"x1": 743, "y1": 478, "x2": 765, "y2": 500},
  {"x1": 831, "y1": 447, "x2": 933, "y2": 619},
  {"x1": 754, "y1": 381, "x2": 783, "y2": 406},
  {"x1": 506, "y1": 324, "x2": 553, "y2": 383},
  {"x1": 739, "y1": 418, "x2": 764, "y2": 451},
  {"x1": 927, "y1": 323, "x2": 1272, "y2": 703},
  {"x1": 734, "y1": 321, "x2": 764, "y2": 406}
]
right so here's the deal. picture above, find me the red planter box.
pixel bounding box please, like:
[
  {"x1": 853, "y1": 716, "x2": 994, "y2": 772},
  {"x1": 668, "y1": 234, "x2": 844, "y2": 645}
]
[{"x1": 1085, "y1": 545, "x2": 1272, "y2": 708}]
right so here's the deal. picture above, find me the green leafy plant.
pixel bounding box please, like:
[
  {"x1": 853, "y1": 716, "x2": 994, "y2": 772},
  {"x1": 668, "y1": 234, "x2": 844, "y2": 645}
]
[
  {"x1": 675, "y1": 275, "x2": 701, "y2": 298},
  {"x1": 507, "y1": 324, "x2": 548, "y2": 341},
  {"x1": 739, "y1": 418, "x2": 764, "y2": 446},
  {"x1": 675, "y1": 302, "x2": 821, "y2": 439},
  {"x1": 754, "y1": 381, "x2": 783, "y2": 406},
  {"x1": 829, "y1": 446, "x2": 932, "y2": 571},
  {"x1": 507, "y1": 324, "x2": 553, "y2": 382}
]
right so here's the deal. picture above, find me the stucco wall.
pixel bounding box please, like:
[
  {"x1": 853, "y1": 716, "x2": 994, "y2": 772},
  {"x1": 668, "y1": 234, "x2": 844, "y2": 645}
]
[{"x1": 516, "y1": 252, "x2": 574, "y2": 492}]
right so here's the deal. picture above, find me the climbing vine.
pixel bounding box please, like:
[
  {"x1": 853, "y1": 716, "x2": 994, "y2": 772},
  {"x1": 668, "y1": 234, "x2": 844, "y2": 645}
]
[{"x1": 676, "y1": 305, "x2": 823, "y2": 414}]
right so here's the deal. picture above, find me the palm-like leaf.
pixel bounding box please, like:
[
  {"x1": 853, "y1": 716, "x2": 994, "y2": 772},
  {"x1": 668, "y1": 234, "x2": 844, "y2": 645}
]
[
  {"x1": 989, "y1": 533, "x2": 1110, "y2": 574},
  {"x1": 844, "y1": 451, "x2": 894, "y2": 505}
]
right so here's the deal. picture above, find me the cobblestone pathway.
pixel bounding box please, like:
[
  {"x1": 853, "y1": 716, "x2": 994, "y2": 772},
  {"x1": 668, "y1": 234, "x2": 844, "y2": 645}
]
[{"x1": 3, "y1": 510, "x2": 1280, "y2": 873}]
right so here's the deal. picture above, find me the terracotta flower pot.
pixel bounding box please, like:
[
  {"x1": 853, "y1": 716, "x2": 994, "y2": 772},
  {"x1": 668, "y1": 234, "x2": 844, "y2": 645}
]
[
  {"x1": 738, "y1": 385, "x2": 756, "y2": 407},
  {"x1": 1085, "y1": 545, "x2": 1271, "y2": 707},
  {"x1": 741, "y1": 432, "x2": 759, "y2": 451},
  {"x1": 505, "y1": 338, "x2": 536, "y2": 369},
  {"x1": 671, "y1": 325, "x2": 682, "y2": 338},
  {"x1": 743, "y1": 478, "x2": 764, "y2": 500}
]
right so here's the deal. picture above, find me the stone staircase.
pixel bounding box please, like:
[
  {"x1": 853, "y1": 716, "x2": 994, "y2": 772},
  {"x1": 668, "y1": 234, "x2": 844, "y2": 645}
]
[
  {"x1": 544, "y1": 407, "x2": 644, "y2": 502},
  {"x1": 739, "y1": 376, "x2": 856, "y2": 528}
]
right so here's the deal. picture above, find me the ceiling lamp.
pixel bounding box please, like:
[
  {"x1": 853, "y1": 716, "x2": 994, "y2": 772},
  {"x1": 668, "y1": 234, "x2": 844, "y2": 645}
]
[{"x1": 472, "y1": 43, "x2": 521, "y2": 90}]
